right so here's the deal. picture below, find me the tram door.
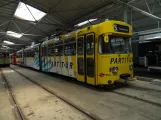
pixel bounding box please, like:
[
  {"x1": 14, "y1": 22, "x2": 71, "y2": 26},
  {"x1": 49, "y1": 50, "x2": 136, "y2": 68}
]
[{"x1": 77, "y1": 33, "x2": 95, "y2": 85}]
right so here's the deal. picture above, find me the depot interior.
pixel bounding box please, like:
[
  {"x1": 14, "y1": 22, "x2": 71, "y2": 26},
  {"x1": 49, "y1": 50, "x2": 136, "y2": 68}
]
[{"x1": 0, "y1": 0, "x2": 161, "y2": 70}]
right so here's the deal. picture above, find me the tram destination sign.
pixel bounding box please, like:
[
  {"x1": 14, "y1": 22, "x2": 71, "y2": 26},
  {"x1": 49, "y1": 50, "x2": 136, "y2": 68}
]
[{"x1": 114, "y1": 24, "x2": 129, "y2": 33}]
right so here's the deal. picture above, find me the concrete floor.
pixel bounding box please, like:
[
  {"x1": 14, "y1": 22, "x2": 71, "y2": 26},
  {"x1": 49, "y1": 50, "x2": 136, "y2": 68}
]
[
  {"x1": 1, "y1": 67, "x2": 91, "y2": 120},
  {"x1": 8, "y1": 65, "x2": 161, "y2": 120},
  {"x1": 0, "y1": 71, "x2": 15, "y2": 120},
  {"x1": 135, "y1": 67, "x2": 161, "y2": 79}
]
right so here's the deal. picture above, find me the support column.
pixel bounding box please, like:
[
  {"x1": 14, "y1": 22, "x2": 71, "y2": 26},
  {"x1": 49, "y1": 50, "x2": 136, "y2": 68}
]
[{"x1": 124, "y1": 7, "x2": 128, "y2": 23}]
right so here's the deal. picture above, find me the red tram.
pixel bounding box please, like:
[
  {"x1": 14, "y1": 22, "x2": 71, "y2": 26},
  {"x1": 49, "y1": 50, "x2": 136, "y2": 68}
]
[{"x1": 10, "y1": 52, "x2": 16, "y2": 64}]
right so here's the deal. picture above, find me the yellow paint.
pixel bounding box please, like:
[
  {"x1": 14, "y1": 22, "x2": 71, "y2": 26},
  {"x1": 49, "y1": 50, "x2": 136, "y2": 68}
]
[{"x1": 97, "y1": 54, "x2": 133, "y2": 85}]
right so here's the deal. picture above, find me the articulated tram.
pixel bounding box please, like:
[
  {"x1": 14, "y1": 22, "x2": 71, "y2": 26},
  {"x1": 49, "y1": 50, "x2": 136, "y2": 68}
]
[{"x1": 15, "y1": 20, "x2": 133, "y2": 85}]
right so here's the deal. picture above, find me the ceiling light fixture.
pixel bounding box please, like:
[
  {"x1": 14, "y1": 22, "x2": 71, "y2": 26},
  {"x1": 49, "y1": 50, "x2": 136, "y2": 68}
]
[
  {"x1": 3, "y1": 40, "x2": 15, "y2": 45},
  {"x1": 6, "y1": 31, "x2": 23, "y2": 38},
  {"x1": 75, "y1": 18, "x2": 98, "y2": 27},
  {"x1": 2, "y1": 45, "x2": 10, "y2": 49}
]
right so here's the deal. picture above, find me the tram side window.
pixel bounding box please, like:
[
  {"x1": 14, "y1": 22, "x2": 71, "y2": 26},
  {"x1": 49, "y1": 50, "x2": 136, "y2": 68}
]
[
  {"x1": 4, "y1": 53, "x2": 9, "y2": 58},
  {"x1": 48, "y1": 44, "x2": 55, "y2": 56},
  {"x1": 25, "y1": 51, "x2": 27, "y2": 57},
  {"x1": 17, "y1": 53, "x2": 20, "y2": 58},
  {"x1": 31, "y1": 49, "x2": 35, "y2": 57},
  {"x1": 64, "y1": 43, "x2": 76, "y2": 56},
  {"x1": 27, "y1": 51, "x2": 29, "y2": 57},
  {"x1": 33, "y1": 48, "x2": 38, "y2": 56},
  {"x1": 26, "y1": 51, "x2": 29, "y2": 57},
  {"x1": 99, "y1": 35, "x2": 111, "y2": 54},
  {"x1": 26, "y1": 51, "x2": 28, "y2": 57},
  {"x1": 77, "y1": 37, "x2": 84, "y2": 55},
  {"x1": 42, "y1": 46, "x2": 48, "y2": 56},
  {"x1": 24, "y1": 51, "x2": 26, "y2": 58},
  {"x1": 86, "y1": 35, "x2": 94, "y2": 55},
  {"x1": 4, "y1": 53, "x2": 6, "y2": 58},
  {"x1": 19, "y1": 53, "x2": 21, "y2": 58},
  {"x1": 45, "y1": 46, "x2": 48, "y2": 56},
  {"x1": 42, "y1": 47, "x2": 44, "y2": 56},
  {"x1": 29, "y1": 50, "x2": 31, "y2": 57},
  {"x1": 16, "y1": 53, "x2": 18, "y2": 58},
  {"x1": 30, "y1": 50, "x2": 33, "y2": 57},
  {"x1": 0, "y1": 53, "x2": 4, "y2": 58},
  {"x1": 54, "y1": 46, "x2": 63, "y2": 56}
]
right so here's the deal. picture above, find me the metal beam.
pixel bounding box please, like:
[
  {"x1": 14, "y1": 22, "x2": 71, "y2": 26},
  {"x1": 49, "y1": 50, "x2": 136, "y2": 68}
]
[
  {"x1": 158, "y1": 0, "x2": 161, "y2": 6},
  {"x1": 152, "y1": 0, "x2": 157, "y2": 14},
  {"x1": 116, "y1": 0, "x2": 161, "y2": 20},
  {"x1": 73, "y1": 2, "x2": 116, "y2": 25},
  {"x1": 50, "y1": 0, "x2": 64, "y2": 13},
  {"x1": 13, "y1": 21, "x2": 22, "y2": 33},
  {"x1": 0, "y1": 21, "x2": 10, "y2": 28},
  {"x1": 144, "y1": 0, "x2": 152, "y2": 13},
  {"x1": 134, "y1": 28, "x2": 161, "y2": 35},
  {"x1": 50, "y1": 13, "x2": 68, "y2": 25},
  {"x1": 124, "y1": 7, "x2": 128, "y2": 22},
  {"x1": 0, "y1": 0, "x2": 17, "y2": 8},
  {"x1": 24, "y1": 3, "x2": 37, "y2": 22},
  {"x1": 6, "y1": 0, "x2": 19, "y2": 32}
]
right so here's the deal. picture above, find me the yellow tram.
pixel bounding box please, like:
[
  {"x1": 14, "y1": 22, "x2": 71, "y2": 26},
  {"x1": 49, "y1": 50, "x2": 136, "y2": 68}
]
[
  {"x1": 0, "y1": 51, "x2": 10, "y2": 67},
  {"x1": 38, "y1": 20, "x2": 133, "y2": 85}
]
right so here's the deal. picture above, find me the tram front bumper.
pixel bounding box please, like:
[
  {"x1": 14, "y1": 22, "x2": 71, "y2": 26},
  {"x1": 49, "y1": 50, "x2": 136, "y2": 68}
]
[{"x1": 119, "y1": 73, "x2": 136, "y2": 82}]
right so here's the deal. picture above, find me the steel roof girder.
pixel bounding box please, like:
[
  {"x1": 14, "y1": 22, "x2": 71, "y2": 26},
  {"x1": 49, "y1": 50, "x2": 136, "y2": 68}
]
[{"x1": 114, "y1": 0, "x2": 161, "y2": 20}]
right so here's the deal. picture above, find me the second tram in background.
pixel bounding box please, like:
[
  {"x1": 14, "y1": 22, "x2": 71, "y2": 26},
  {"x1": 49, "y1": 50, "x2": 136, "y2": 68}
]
[
  {"x1": 10, "y1": 52, "x2": 16, "y2": 65},
  {"x1": 13, "y1": 20, "x2": 134, "y2": 86},
  {"x1": 0, "y1": 51, "x2": 10, "y2": 67}
]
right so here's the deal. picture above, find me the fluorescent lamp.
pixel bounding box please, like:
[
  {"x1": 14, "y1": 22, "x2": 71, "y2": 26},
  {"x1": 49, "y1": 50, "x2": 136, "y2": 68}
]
[
  {"x1": 139, "y1": 41, "x2": 151, "y2": 44},
  {"x1": 147, "y1": 36, "x2": 161, "y2": 40},
  {"x1": 75, "y1": 18, "x2": 98, "y2": 27},
  {"x1": 6, "y1": 31, "x2": 22, "y2": 38},
  {"x1": 3, "y1": 40, "x2": 14, "y2": 45},
  {"x1": 2, "y1": 45, "x2": 10, "y2": 49},
  {"x1": 2, "y1": 45, "x2": 7, "y2": 47},
  {"x1": 14, "y1": 2, "x2": 46, "y2": 21}
]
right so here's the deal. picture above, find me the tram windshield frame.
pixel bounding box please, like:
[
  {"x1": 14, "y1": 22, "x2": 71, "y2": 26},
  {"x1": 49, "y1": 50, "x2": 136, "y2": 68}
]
[{"x1": 99, "y1": 35, "x2": 132, "y2": 54}]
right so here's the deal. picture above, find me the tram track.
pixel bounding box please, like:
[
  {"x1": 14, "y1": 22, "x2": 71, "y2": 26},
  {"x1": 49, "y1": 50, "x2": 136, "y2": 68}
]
[
  {"x1": 0, "y1": 68, "x2": 25, "y2": 120},
  {"x1": 87, "y1": 83, "x2": 161, "y2": 108},
  {"x1": 109, "y1": 82, "x2": 161, "y2": 93},
  {"x1": 106, "y1": 83, "x2": 161, "y2": 107},
  {"x1": 127, "y1": 85, "x2": 161, "y2": 93},
  {"x1": 10, "y1": 67, "x2": 103, "y2": 120},
  {"x1": 111, "y1": 90, "x2": 161, "y2": 107}
]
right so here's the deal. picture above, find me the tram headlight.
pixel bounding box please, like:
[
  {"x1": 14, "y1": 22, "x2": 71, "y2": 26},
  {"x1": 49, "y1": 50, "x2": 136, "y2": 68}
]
[
  {"x1": 129, "y1": 64, "x2": 133, "y2": 70},
  {"x1": 112, "y1": 66, "x2": 118, "y2": 73}
]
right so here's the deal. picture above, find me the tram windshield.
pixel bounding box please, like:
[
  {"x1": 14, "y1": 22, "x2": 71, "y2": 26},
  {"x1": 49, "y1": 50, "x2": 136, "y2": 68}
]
[
  {"x1": 110, "y1": 37, "x2": 131, "y2": 54},
  {"x1": 99, "y1": 36, "x2": 131, "y2": 54}
]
